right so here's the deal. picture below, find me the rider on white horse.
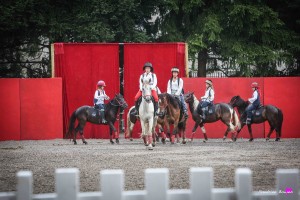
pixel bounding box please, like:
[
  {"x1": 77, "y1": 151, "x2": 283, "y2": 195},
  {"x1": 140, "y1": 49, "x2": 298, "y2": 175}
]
[{"x1": 133, "y1": 62, "x2": 159, "y2": 116}]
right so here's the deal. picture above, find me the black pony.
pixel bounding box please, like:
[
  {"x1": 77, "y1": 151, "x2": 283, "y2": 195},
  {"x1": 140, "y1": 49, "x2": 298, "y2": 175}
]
[
  {"x1": 229, "y1": 95, "x2": 283, "y2": 141},
  {"x1": 67, "y1": 94, "x2": 128, "y2": 144}
]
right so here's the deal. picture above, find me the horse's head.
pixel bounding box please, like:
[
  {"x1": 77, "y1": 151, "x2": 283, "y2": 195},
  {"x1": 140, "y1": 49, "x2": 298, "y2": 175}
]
[
  {"x1": 113, "y1": 93, "x2": 128, "y2": 109},
  {"x1": 142, "y1": 80, "x2": 152, "y2": 103},
  {"x1": 158, "y1": 93, "x2": 169, "y2": 114},
  {"x1": 229, "y1": 95, "x2": 243, "y2": 108},
  {"x1": 184, "y1": 91, "x2": 194, "y2": 103}
]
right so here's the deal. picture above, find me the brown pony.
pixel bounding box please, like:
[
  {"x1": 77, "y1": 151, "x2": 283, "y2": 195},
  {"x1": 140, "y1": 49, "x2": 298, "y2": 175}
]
[
  {"x1": 184, "y1": 92, "x2": 240, "y2": 142},
  {"x1": 158, "y1": 93, "x2": 187, "y2": 144},
  {"x1": 229, "y1": 95, "x2": 283, "y2": 141}
]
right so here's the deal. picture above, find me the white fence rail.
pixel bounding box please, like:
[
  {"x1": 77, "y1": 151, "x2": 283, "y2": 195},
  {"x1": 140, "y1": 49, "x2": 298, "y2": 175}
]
[{"x1": 0, "y1": 167, "x2": 299, "y2": 200}]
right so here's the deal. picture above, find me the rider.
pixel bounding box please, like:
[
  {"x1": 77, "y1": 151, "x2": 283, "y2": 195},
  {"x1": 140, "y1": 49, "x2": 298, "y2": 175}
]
[
  {"x1": 94, "y1": 80, "x2": 110, "y2": 123},
  {"x1": 199, "y1": 79, "x2": 215, "y2": 120},
  {"x1": 167, "y1": 67, "x2": 188, "y2": 118},
  {"x1": 134, "y1": 62, "x2": 159, "y2": 116},
  {"x1": 245, "y1": 82, "x2": 261, "y2": 124}
]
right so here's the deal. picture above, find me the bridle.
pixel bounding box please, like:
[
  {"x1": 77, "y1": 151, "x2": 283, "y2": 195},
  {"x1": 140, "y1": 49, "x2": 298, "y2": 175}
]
[{"x1": 110, "y1": 96, "x2": 127, "y2": 108}]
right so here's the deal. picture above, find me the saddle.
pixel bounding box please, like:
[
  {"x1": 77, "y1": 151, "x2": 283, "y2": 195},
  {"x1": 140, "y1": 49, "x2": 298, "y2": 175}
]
[
  {"x1": 251, "y1": 105, "x2": 264, "y2": 117},
  {"x1": 196, "y1": 104, "x2": 215, "y2": 116},
  {"x1": 92, "y1": 105, "x2": 107, "y2": 124},
  {"x1": 173, "y1": 96, "x2": 184, "y2": 120}
]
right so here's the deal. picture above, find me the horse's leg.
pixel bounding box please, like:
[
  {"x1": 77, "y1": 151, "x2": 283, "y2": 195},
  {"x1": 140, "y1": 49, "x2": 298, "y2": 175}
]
[
  {"x1": 148, "y1": 117, "x2": 154, "y2": 149},
  {"x1": 266, "y1": 126, "x2": 275, "y2": 141},
  {"x1": 200, "y1": 124, "x2": 208, "y2": 142},
  {"x1": 223, "y1": 120, "x2": 235, "y2": 142},
  {"x1": 160, "y1": 127, "x2": 166, "y2": 144},
  {"x1": 73, "y1": 124, "x2": 80, "y2": 145},
  {"x1": 140, "y1": 120, "x2": 148, "y2": 146},
  {"x1": 247, "y1": 125, "x2": 254, "y2": 142},
  {"x1": 234, "y1": 123, "x2": 245, "y2": 141},
  {"x1": 108, "y1": 122, "x2": 117, "y2": 144},
  {"x1": 79, "y1": 130, "x2": 87, "y2": 145}
]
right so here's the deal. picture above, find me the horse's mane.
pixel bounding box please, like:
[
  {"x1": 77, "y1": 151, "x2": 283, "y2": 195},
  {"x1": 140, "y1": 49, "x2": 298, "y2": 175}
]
[{"x1": 164, "y1": 93, "x2": 180, "y2": 109}]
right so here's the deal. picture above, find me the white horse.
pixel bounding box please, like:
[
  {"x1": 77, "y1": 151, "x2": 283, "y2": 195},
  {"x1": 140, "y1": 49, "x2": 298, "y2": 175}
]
[{"x1": 139, "y1": 80, "x2": 156, "y2": 150}]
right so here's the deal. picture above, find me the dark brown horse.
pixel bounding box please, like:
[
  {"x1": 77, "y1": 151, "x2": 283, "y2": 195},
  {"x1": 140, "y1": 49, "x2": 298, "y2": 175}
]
[
  {"x1": 229, "y1": 95, "x2": 283, "y2": 141},
  {"x1": 67, "y1": 94, "x2": 128, "y2": 145},
  {"x1": 184, "y1": 92, "x2": 240, "y2": 142},
  {"x1": 158, "y1": 93, "x2": 187, "y2": 144}
]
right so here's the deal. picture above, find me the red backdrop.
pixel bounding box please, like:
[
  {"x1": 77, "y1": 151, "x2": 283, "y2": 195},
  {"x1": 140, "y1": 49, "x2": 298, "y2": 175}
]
[
  {"x1": 0, "y1": 78, "x2": 63, "y2": 141},
  {"x1": 183, "y1": 77, "x2": 300, "y2": 139},
  {"x1": 54, "y1": 43, "x2": 120, "y2": 138},
  {"x1": 123, "y1": 43, "x2": 186, "y2": 138}
]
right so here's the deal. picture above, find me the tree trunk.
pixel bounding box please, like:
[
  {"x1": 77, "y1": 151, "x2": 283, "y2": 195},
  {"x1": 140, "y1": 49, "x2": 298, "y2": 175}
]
[{"x1": 197, "y1": 49, "x2": 208, "y2": 77}]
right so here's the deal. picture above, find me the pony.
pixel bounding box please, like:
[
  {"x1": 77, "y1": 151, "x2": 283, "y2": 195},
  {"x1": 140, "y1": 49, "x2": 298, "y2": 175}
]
[
  {"x1": 229, "y1": 95, "x2": 283, "y2": 141},
  {"x1": 67, "y1": 93, "x2": 128, "y2": 145},
  {"x1": 138, "y1": 80, "x2": 157, "y2": 150},
  {"x1": 158, "y1": 93, "x2": 187, "y2": 144},
  {"x1": 184, "y1": 92, "x2": 240, "y2": 142}
]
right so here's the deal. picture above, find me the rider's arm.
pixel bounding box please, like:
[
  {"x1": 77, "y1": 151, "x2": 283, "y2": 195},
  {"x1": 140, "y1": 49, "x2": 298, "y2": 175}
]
[
  {"x1": 139, "y1": 74, "x2": 143, "y2": 91},
  {"x1": 209, "y1": 89, "x2": 215, "y2": 101},
  {"x1": 201, "y1": 89, "x2": 209, "y2": 99},
  {"x1": 94, "y1": 90, "x2": 99, "y2": 104},
  {"x1": 167, "y1": 80, "x2": 171, "y2": 94},
  {"x1": 151, "y1": 73, "x2": 157, "y2": 89},
  {"x1": 248, "y1": 91, "x2": 258, "y2": 103}
]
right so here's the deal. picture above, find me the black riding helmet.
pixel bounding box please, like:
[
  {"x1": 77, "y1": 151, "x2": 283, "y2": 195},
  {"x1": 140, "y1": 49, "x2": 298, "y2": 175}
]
[{"x1": 143, "y1": 62, "x2": 153, "y2": 72}]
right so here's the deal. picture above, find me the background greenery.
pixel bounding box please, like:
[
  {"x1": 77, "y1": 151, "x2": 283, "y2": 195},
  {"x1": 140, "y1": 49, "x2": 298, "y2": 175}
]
[{"x1": 0, "y1": 0, "x2": 299, "y2": 77}]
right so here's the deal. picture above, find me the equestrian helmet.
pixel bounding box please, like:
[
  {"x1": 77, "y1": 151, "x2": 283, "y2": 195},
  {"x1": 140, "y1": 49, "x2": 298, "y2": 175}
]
[
  {"x1": 205, "y1": 79, "x2": 213, "y2": 86},
  {"x1": 97, "y1": 80, "x2": 106, "y2": 87},
  {"x1": 143, "y1": 62, "x2": 153, "y2": 72},
  {"x1": 171, "y1": 67, "x2": 179, "y2": 73},
  {"x1": 251, "y1": 82, "x2": 259, "y2": 88}
]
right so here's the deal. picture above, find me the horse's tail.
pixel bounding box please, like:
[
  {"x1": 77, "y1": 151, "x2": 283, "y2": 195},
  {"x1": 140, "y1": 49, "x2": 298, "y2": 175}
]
[
  {"x1": 277, "y1": 108, "x2": 283, "y2": 137},
  {"x1": 233, "y1": 109, "x2": 241, "y2": 131},
  {"x1": 66, "y1": 111, "x2": 77, "y2": 139}
]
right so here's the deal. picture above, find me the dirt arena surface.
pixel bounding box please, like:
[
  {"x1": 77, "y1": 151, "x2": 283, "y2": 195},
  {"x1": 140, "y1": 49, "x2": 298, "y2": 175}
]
[{"x1": 0, "y1": 138, "x2": 299, "y2": 194}]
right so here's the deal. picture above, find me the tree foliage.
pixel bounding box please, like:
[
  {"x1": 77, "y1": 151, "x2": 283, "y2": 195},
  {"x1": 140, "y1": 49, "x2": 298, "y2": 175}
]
[{"x1": 0, "y1": 0, "x2": 299, "y2": 77}]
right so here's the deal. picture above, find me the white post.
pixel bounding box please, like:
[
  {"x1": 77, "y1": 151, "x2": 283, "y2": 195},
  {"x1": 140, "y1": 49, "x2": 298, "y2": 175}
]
[
  {"x1": 145, "y1": 168, "x2": 169, "y2": 200},
  {"x1": 190, "y1": 167, "x2": 213, "y2": 200},
  {"x1": 17, "y1": 171, "x2": 32, "y2": 200},
  {"x1": 101, "y1": 170, "x2": 124, "y2": 200},
  {"x1": 235, "y1": 168, "x2": 252, "y2": 200},
  {"x1": 276, "y1": 169, "x2": 299, "y2": 200},
  {"x1": 55, "y1": 168, "x2": 79, "y2": 200}
]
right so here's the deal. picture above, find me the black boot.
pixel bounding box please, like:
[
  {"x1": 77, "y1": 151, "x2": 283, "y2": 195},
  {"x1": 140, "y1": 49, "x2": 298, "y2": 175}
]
[
  {"x1": 201, "y1": 108, "x2": 206, "y2": 121},
  {"x1": 134, "y1": 101, "x2": 139, "y2": 116},
  {"x1": 100, "y1": 110, "x2": 107, "y2": 124},
  {"x1": 154, "y1": 102, "x2": 159, "y2": 116}
]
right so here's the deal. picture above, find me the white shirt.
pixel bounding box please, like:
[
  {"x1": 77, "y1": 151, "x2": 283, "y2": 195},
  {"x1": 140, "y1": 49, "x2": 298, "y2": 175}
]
[
  {"x1": 248, "y1": 90, "x2": 258, "y2": 104},
  {"x1": 94, "y1": 89, "x2": 109, "y2": 104},
  {"x1": 201, "y1": 88, "x2": 215, "y2": 102},
  {"x1": 139, "y1": 72, "x2": 157, "y2": 91},
  {"x1": 167, "y1": 78, "x2": 183, "y2": 96}
]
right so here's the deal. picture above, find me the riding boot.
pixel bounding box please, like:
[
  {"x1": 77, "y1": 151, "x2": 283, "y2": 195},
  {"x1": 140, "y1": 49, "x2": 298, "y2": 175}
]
[
  {"x1": 100, "y1": 110, "x2": 107, "y2": 124},
  {"x1": 184, "y1": 109, "x2": 189, "y2": 119},
  {"x1": 134, "y1": 101, "x2": 139, "y2": 116},
  {"x1": 246, "y1": 118, "x2": 251, "y2": 125},
  {"x1": 201, "y1": 108, "x2": 206, "y2": 121},
  {"x1": 154, "y1": 101, "x2": 159, "y2": 116}
]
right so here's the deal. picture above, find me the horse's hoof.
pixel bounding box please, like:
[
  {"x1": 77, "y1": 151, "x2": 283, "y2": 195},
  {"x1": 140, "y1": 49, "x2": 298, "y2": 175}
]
[
  {"x1": 73, "y1": 141, "x2": 77, "y2": 145},
  {"x1": 147, "y1": 144, "x2": 153, "y2": 150},
  {"x1": 110, "y1": 140, "x2": 115, "y2": 144},
  {"x1": 116, "y1": 139, "x2": 119, "y2": 144},
  {"x1": 266, "y1": 137, "x2": 270, "y2": 141},
  {"x1": 161, "y1": 138, "x2": 166, "y2": 144},
  {"x1": 233, "y1": 138, "x2": 237, "y2": 142},
  {"x1": 83, "y1": 141, "x2": 88, "y2": 145},
  {"x1": 130, "y1": 138, "x2": 133, "y2": 141},
  {"x1": 152, "y1": 143, "x2": 156, "y2": 147},
  {"x1": 223, "y1": 137, "x2": 226, "y2": 141},
  {"x1": 203, "y1": 139, "x2": 207, "y2": 143},
  {"x1": 275, "y1": 138, "x2": 280, "y2": 142},
  {"x1": 249, "y1": 138, "x2": 254, "y2": 142},
  {"x1": 182, "y1": 140, "x2": 187, "y2": 144}
]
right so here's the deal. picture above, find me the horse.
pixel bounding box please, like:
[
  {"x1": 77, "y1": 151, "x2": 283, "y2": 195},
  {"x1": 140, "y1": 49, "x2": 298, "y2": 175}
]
[
  {"x1": 229, "y1": 95, "x2": 283, "y2": 141},
  {"x1": 138, "y1": 80, "x2": 157, "y2": 150},
  {"x1": 67, "y1": 94, "x2": 128, "y2": 145},
  {"x1": 158, "y1": 93, "x2": 187, "y2": 144},
  {"x1": 184, "y1": 92, "x2": 240, "y2": 142},
  {"x1": 126, "y1": 106, "x2": 169, "y2": 144}
]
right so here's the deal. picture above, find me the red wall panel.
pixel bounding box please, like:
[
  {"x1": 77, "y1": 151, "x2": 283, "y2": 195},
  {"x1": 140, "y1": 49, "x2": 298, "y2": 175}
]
[
  {"x1": 54, "y1": 43, "x2": 120, "y2": 139},
  {"x1": 20, "y1": 78, "x2": 63, "y2": 140},
  {"x1": 123, "y1": 43, "x2": 186, "y2": 138},
  {"x1": 0, "y1": 79, "x2": 21, "y2": 140},
  {"x1": 183, "y1": 78, "x2": 265, "y2": 139},
  {"x1": 264, "y1": 77, "x2": 300, "y2": 138}
]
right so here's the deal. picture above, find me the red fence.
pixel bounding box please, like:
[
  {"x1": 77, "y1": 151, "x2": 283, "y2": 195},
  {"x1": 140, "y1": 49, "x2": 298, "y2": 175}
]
[
  {"x1": 0, "y1": 78, "x2": 63, "y2": 140},
  {"x1": 183, "y1": 77, "x2": 300, "y2": 139}
]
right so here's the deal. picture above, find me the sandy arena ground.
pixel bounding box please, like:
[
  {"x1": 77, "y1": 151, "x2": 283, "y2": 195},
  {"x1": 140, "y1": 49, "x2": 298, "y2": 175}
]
[{"x1": 0, "y1": 138, "x2": 299, "y2": 194}]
